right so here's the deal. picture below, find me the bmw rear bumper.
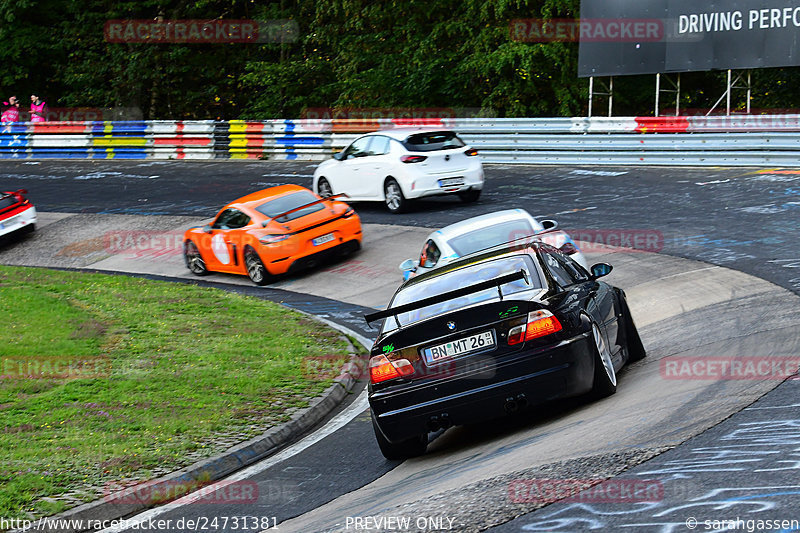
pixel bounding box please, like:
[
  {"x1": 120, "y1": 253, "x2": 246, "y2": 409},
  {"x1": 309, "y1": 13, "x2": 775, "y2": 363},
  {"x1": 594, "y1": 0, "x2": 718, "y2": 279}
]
[{"x1": 370, "y1": 332, "x2": 594, "y2": 443}]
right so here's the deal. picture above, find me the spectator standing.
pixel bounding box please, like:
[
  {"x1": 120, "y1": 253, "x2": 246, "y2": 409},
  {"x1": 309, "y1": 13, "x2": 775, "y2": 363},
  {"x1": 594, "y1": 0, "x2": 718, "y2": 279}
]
[
  {"x1": 1, "y1": 96, "x2": 19, "y2": 122},
  {"x1": 30, "y1": 94, "x2": 48, "y2": 122}
]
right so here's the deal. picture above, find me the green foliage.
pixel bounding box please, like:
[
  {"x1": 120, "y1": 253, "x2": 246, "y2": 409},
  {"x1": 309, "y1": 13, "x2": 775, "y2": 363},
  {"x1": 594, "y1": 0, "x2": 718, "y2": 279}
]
[{"x1": 1, "y1": 0, "x2": 800, "y2": 118}]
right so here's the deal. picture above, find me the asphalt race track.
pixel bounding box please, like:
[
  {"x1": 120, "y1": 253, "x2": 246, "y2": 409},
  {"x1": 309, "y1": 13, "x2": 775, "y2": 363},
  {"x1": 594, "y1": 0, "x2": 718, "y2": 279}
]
[{"x1": 2, "y1": 161, "x2": 800, "y2": 532}]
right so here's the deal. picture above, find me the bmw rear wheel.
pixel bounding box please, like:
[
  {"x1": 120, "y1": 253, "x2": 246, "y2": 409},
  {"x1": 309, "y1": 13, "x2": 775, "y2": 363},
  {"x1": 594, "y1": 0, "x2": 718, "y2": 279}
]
[
  {"x1": 244, "y1": 246, "x2": 270, "y2": 286},
  {"x1": 384, "y1": 178, "x2": 408, "y2": 213},
  {"x1": 184, "y1": 241, "x2": 208, "y2": 276},
  {"x1": 371, "y1": 412, "x2": 427, "y2": 460},
  {"x1": 317, "y1": 177, "x2": 333, "y2": 198},
  {"x1": 590, "y1": 322, "x2": 617, "y2": 398}
]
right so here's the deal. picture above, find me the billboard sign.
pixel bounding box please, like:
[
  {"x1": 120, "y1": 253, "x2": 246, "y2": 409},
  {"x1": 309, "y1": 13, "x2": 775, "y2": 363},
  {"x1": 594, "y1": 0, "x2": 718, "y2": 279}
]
[{"x1": 579, "y1": 0, "x2": 800, "y2": 77}]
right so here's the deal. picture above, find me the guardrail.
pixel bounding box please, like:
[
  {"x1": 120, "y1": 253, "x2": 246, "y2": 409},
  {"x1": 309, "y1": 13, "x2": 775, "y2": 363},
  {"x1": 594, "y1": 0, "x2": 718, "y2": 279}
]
[{"x1": 4, "y1": 115, "x2": 800, "y2": 165}]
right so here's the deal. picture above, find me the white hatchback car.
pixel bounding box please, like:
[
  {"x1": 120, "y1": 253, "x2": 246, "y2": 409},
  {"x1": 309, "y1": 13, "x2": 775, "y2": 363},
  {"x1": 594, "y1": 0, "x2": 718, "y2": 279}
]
[
  {"x1": 312, "y1": 129, "x2": 484, "y2": 213},
  {"x1": 400, "y1": 209, "x2": 589, "y2": 280}
]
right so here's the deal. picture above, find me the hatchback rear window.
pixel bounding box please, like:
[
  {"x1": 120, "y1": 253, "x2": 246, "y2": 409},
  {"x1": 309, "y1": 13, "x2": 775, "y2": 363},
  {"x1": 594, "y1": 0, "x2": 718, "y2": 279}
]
[
  {"x1": 402, "y1": 131, "x2": 466, "y2": 152},
  {"x1": 256, "y1": 191, "x2": 324, "y2": 222}
]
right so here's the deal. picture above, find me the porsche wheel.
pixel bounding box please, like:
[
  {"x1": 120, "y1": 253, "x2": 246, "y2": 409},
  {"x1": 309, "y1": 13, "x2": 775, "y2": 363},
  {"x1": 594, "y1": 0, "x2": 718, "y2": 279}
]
[
  {"x1": 244, "y1": 246, "x2": 270, "y2": 286},
  {"x1": 184, "y1": 241, "x2": 208, "y2": 276},
  {"x1": 590, "y1": 322, "x2": 617, "y2": 398},
  {"x1": 371, "y1": 412, "x2": 427, "y2": 460},
  {"x1": 317, "y1": 178, "x2": 333, "y2": 198},
  {"x1": 384, "y1": 178, "x2": 408, "y2": 214}
]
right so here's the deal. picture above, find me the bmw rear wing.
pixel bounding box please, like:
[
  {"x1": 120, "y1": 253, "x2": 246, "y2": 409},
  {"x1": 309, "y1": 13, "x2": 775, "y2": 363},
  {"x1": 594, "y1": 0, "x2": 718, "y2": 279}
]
[
  {"x1": 261, "y1": 193, "x2": 349, "y2": 227},
  {"x1": 364, "y1": 270, "x2": 528, "y2": 324}
]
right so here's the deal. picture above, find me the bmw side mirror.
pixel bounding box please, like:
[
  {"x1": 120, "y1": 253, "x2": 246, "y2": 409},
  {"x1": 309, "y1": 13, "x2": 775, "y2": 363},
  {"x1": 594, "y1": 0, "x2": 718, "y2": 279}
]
[
  {"x1": 202, "y1": 224, "x2": 213, "y2": 234},
  {"x1": 540, "y1": 219, "x2": 558, "y2": 232},
  {"x1": 590, "y1": 263, "x2": 613, "y2": 279}
]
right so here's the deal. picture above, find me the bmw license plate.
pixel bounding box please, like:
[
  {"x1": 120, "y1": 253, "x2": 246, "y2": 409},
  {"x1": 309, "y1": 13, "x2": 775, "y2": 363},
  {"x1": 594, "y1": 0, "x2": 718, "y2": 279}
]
[
  {"x1": 312, "y1": 233, "x2": 335, "y2": 246},
  {"x1": 438, "y1": 177, "x2": 465, "y2": 188},
  {"x1": 423, "y1": 331, "x2": 494, "y2": 365}
]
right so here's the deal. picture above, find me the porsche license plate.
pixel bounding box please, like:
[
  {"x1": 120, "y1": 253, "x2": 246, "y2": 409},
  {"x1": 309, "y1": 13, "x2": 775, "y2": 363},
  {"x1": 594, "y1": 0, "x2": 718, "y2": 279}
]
[
  {"x1": 423, "y1": 331, "x2": 494, "y2": 365},
  {"x1": 438, "y1": 177, "x2": 464, "y2": 188},
  {"x1": 312, "y1": 233, "x2": 335, "y2": 246}
]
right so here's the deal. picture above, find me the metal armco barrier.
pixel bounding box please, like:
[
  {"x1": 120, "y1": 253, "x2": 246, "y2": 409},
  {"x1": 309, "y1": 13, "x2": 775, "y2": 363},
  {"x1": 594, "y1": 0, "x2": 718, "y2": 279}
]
[{"x1": 4, "y1": 115, "x2": 800, "y2": 165}]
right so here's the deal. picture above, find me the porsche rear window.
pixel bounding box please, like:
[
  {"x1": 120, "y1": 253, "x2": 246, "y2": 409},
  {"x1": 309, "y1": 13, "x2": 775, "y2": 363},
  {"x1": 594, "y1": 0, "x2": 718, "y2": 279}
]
[
  {"x1": 402, "y1": 131, "x2": 466, "y2": 152},
  {"x1": 447, "y1": 219, "x2": 535, "y2": 257},
  {"x1": 383, "y1": 255, "x2": 542, "y2": 332},
  {"x1": 256, "y1": 191, "x2": 324, "y2": 222}
]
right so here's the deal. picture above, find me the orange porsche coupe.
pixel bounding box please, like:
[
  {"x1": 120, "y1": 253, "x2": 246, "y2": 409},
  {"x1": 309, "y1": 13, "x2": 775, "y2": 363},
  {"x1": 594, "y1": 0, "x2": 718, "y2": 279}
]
[{"x1": 183, "y1": 185, "x2": 362, "y2": 285}]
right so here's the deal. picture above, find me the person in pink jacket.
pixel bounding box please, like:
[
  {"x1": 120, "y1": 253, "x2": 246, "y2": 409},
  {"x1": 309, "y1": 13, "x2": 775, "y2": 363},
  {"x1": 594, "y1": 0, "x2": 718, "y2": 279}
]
[
  {"x1": 30, "y1": 94, "x2": 48, "y2": 122},
  {"x1": 1, "y1": 96, "x2": 20, "y2": 122}
]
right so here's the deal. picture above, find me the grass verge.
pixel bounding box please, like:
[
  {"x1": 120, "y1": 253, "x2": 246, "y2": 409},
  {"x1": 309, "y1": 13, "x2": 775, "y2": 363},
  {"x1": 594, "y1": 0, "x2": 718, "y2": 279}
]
[{"x1": 0, "y1": 265, "x2": 356, "y2": 520}]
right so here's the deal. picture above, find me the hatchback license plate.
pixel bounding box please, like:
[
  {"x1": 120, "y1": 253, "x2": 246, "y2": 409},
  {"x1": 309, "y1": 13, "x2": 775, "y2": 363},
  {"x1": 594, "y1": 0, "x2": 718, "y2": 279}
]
[
  {"x1": 423, "y1": 331, "x2": 494, "y2": 364},
  {"x1": 312, "y1": 233, "x2": 335, "y2": 246},
  {"x1": 438, "y1": 177, "x2": 464, "y2": 187}
]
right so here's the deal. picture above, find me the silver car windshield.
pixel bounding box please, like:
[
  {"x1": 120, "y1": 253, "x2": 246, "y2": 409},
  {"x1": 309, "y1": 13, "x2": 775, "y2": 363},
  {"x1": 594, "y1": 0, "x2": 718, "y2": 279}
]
[
  {"x1": 381, "y1": 255, "x2": 542, "y2": 333},
  {"x1": 447, "y1": 219, "x2": 536, "y2": 256}
]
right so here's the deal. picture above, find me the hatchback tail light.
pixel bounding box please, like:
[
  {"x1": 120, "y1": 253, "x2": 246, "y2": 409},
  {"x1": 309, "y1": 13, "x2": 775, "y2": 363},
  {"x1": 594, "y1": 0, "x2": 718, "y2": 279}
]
[
  {"x1": 507, "y1": 310, "x2": 562, "y2": 345},
  {"x1": 464, "y1": 148, "x2": 478, "y2": 156},
  {"x1": 369, "y1": 354, "x2": 415, "y2": 384},
  {"x1": 401, "y1": 155, "x2": 427, "y2": 164}
]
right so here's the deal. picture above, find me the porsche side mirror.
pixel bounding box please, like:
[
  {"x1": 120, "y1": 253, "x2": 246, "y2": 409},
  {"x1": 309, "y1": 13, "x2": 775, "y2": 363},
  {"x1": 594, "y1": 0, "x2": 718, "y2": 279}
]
[
  {"x1": 399, "y1": 259, "x2": 417, "y2": 272},
  {"x1": 540, "y1": 219, "x2": 558, "y2": 232},
  {"x1": 590, "y1": 262, "x2": 613, "y2": 279},
  {"x1": 202, "y1": 224, "x2": 213, "y2": 234},
  {"x1": 333, "y1": 151, "x2": 345, "y2": 161}
]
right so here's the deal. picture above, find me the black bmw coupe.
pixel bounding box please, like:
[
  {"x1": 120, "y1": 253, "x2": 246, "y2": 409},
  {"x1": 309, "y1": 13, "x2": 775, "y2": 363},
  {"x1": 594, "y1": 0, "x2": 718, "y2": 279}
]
[{"x1": 365, "y1": 240, "x2": 646, "y2": 459}]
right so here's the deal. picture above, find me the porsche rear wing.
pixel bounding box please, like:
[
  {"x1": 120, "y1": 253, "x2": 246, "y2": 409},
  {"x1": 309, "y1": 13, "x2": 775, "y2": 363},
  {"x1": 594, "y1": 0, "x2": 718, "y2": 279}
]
[
  {"x1": 261, "y1": 193, "x2": 349, "y2": 227},
  {"x1": 364, "y1": 270, "x2": 528, "y2": 324}
]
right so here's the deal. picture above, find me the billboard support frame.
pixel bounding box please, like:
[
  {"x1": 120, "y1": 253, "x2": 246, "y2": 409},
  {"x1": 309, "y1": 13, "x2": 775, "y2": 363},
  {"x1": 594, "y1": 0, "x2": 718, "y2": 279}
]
[
  {"x1": 588, "y1": 77, "x2": 614, "y2": 117},
  {"x1": 706, "y1": 70, "x2": 752, "y2": 116},
  {"x1": 655, "y1": 73, "x2": 681, "y2": 117}
]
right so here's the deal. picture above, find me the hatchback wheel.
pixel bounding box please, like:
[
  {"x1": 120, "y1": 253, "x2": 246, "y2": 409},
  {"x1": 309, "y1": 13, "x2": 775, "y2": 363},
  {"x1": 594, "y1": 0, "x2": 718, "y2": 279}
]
[
  {"x1": 458, "y1": 189, "x2": 481, "y2": 203},
  {"x1": 317, "y1": 177, "x2": 333, "y2": 198},
  {"x1": 384, "y1": 178, "x2": 408, "y2": 213}
]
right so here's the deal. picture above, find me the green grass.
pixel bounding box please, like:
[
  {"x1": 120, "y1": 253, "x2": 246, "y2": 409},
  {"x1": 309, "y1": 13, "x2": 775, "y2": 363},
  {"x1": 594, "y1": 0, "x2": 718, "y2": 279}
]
[{"x1": 0, "y1": 265, "x2": 357, "y2": 520}]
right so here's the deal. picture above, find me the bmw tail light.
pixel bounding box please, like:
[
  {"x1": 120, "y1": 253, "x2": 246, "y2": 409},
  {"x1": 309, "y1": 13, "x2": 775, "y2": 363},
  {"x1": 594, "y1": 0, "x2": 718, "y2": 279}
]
[
  {"x1": 507, "y1": 310, "x2": 562, "y2": 345},
  {"x1": 560, "y1": 242, "x2": 579, "y2": 255},
  {"x1": 401, "y1": 155, "x2": 427, "y2": 164},
  {"x1": 259, "y1": 234, "x2": 289, "y2": 245},
  {"x1": 369, "y1": 354, "x2": 415, "y2": 384},
  {"x1": 464, "y1": 148, "x2": 478, "y2": 156}
]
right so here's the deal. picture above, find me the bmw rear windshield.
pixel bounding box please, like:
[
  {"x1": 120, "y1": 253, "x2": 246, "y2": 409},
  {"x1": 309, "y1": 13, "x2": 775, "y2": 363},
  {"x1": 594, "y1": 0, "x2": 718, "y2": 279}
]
[
  {"x1": 255, "y1": 191, "x2": 324, "y2": 222},
  {"x1": 402, "y1": 131, "x2": 466, "y2": 152},
  {"x1": 382, "y1": 255, "x2": 542, "y2": 333}
]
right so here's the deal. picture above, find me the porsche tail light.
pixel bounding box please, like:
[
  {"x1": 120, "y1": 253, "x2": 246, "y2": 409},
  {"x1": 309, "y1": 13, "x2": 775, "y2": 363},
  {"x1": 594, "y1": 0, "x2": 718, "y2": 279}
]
[
  {"x1": 259, "y1": 234, "x2": 289, "y2": 245},
  {"x1": 401, "y1": 155, "x2": 427, "y2": 164},
  {"x1": 508, "y1": 310, "x2": 562, "y2": 345},
  {"x1": 560, "y1": 242, "x2": 579, "y2": 255},
  {"x1": 343, "y1": 207, "x2": 355, "y2": 218},
  {"x1": 369, "y1": 354, "x2": 415, "y2": 384},
  {"x1": 464, "y1": 148, "x2": 478, "y2": 156}
]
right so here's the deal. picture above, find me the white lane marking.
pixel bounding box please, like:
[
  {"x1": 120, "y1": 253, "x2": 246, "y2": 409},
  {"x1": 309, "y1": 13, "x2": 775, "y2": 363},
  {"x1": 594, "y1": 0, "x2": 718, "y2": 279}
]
[
  {"x1": 745, "y1": 403, "x2": 800, "y2": 410},
  {"x1": 261, "y1": 173, "x2": 314, "y2": 178},
  {"x1": 97, "y1": 391, "x2": 369, "y2": 533}
]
